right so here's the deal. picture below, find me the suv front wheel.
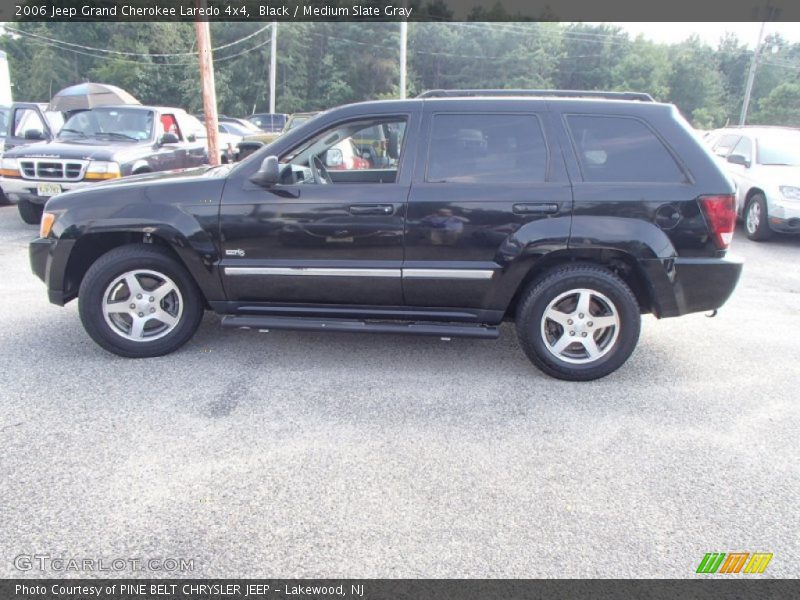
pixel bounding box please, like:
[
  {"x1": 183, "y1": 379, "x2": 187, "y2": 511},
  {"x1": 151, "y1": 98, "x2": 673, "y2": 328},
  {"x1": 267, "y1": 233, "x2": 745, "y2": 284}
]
[
  {"x1": 516, "y1": 265, "x2": 641, "y2": 381},
  {"x1": 78, "y1": 245, "x2": 204, "y2": 358}
]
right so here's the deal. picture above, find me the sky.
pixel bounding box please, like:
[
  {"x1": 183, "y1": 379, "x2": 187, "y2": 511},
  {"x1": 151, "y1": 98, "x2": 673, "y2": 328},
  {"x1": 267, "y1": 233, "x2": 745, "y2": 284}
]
[{"x1": 601, "y1": 22, "x2": 800, "y2": 47}]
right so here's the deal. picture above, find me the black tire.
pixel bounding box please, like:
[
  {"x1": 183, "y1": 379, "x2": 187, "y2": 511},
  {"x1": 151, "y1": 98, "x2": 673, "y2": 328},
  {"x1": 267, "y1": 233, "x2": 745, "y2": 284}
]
[
  {"x1": 744, "y1": 194, "x2": 772, "y2": 241},
  {"x1": 18, "y1": 199, "x2": 44, "y2": 225},
  {"x1": 0, "y1": 190, "x2": 11, "y2": 206},
  {"x1": 515, "y1": 265, "x2": 641, "y2": 381},
  {"x1": 78, "y1": 244, "x2": 204, "y2": 358}
]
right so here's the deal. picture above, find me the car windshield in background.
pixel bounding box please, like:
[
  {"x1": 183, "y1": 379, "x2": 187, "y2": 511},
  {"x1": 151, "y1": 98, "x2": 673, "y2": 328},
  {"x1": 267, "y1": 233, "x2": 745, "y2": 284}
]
[
  {"x1": 758, "y1": 132, "x2": 800, "y2": 166},
  {"x1": 58, "y1": 108, "x2": 154, "y2": 141},
  {"x1": 220, "y1": 122, "x2": 252, "y2": 136}
]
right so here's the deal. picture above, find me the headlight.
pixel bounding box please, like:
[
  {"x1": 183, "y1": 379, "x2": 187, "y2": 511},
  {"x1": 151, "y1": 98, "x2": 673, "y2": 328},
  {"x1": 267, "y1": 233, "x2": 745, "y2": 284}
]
[
  {"x1": 779, "y1": 186, "x2": 800, "y2": 201},
  {"x1": 0, "y1": 157, "x2": 20, "y2": 177},
  {"x1": 84, "y1": 161, "x2": 121, "y2": 181}
]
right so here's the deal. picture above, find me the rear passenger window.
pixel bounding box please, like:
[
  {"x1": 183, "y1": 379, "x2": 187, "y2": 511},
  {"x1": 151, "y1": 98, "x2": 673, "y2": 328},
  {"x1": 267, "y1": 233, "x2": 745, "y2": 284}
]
[
  {"x1": 427, "y1": 114, "x2": 547, "y2": 183},
  {"x1": 567, "y1": 115, "x2": 686, "y2": 183}
]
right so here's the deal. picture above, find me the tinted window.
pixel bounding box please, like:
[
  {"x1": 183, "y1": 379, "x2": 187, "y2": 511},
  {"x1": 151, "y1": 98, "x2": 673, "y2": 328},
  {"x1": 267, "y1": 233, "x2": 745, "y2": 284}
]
[
  {"x1": 427, "y1": 114, "x2": 547, "y2": 183},
  {"x1": 567, "y1": 115, "x2": 685, "y2": 183},
  {"x1": 281, "y1": 118, "x2": 407, "y2": 184}
]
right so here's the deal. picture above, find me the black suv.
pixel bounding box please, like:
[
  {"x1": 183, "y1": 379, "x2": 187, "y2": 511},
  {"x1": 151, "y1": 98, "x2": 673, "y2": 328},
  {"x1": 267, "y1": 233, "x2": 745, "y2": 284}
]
[{"x1": 29, "y1": 91, "x2": 742, "y2": 380}]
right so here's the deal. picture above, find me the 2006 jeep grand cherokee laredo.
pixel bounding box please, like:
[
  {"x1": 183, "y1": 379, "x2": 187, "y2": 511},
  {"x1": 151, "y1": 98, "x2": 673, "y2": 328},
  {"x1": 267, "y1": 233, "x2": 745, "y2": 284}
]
[{"x1": 30, "y1": 90, "x2": 742, "y2": 381}]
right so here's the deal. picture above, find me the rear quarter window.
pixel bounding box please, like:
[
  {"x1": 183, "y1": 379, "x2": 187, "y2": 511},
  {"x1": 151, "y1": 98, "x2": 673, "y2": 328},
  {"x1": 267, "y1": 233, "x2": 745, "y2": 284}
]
[{"x1": 566, "y1": 115, "x2": 687, "y2": 183}]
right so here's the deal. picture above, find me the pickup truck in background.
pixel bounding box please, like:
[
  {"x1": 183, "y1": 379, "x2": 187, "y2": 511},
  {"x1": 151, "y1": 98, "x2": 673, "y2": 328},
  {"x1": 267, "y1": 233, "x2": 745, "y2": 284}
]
[{"x1": 1, "y1": 104, "x2": 208, "y2": 223}]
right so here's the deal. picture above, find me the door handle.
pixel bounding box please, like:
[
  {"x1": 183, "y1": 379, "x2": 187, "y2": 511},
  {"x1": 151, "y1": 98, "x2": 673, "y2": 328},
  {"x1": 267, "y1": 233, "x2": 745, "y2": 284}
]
[
  {"x1": 512, "y1": 203, "x2": 560, "y2": 215},
  {"x1": 349, "y1": 204, "x2": 394, "y2": 215}
]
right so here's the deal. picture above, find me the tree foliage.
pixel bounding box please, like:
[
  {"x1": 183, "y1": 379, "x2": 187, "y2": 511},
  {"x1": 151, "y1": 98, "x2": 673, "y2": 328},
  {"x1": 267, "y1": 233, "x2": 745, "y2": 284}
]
[{"x1": 2, "y1": 21, "x2": 799, "y2": 127}]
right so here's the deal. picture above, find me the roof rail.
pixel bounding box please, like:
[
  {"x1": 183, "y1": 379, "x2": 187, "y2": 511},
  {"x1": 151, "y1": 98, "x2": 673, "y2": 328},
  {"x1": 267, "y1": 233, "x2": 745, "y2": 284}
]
[{"x1": 417, "y1": 89, "x2": 655, "y2": 102}]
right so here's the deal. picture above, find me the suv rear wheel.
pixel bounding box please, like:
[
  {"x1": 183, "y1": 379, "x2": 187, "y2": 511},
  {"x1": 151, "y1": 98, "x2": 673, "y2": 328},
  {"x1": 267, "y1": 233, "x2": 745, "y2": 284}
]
[
  {"x1": 516, "y1": 265, "x2": 641, "y2": 381},
  {"x1": 78, "y1": 245, "x2": 204, "y2": 358}
]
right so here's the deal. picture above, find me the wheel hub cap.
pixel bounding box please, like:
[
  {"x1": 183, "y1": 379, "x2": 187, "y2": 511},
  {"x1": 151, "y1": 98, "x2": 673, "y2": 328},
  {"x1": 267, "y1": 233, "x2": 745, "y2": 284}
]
[
  {"x1": 102, "y1": 269, "x2": 183, "y2": 342},
  {"x1": 540, "y1": 288, "x2": 620, "y2": 365}
]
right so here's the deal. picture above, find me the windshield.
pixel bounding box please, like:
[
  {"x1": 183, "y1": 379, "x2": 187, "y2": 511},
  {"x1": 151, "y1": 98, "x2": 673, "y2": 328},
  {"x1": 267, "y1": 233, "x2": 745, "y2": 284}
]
[
  {"x1": 220, "y1": 122, "x2": 252, "y2": 136},
  {"x1": 0, "y1": 108, "x2": 8, "y2": 137},
  {"x1": 757, "y1": 131, "x2": 800, "y2": 166},
  {"x1": 58, "y1": 107, "x2": 154, "y2": 141}
]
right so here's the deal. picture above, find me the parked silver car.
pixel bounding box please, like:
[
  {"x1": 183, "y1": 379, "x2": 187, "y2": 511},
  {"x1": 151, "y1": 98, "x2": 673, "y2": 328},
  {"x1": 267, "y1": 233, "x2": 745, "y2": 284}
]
[{"x1": 705, "y1": 126, "x2": 800, "y2": 241}]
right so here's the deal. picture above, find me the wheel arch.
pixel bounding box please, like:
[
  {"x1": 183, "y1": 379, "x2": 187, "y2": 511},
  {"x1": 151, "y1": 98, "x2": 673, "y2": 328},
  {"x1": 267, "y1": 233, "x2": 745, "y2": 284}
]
[
  {"x1": 62, "y1": 230, "x2": 219, "y2": 307},
  {"x1": 130, "y1": 160, "x2": 152, "y2": 174},
  {"x1": 503, "y1": 248, "x2": 654, "y2": 320}
]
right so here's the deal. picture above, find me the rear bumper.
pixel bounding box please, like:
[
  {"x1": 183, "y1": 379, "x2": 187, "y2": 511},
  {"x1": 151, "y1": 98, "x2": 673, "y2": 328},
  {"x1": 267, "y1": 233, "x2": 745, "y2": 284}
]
[
  {"x1": 641, "y1": 255, "x2": 743, "y2": 318},
  {"x1": 30, "y1": 236, "x2": 72, "y2": 306},
  {"x1": 1, "y1": 177, "x2": 89, "y2": 206}
]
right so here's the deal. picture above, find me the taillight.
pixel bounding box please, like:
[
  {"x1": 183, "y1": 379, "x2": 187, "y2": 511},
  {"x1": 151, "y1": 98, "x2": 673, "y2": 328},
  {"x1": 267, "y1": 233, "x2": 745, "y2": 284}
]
[{"x1": 699, "y1": 194, "x2": 736, "y2": 250}]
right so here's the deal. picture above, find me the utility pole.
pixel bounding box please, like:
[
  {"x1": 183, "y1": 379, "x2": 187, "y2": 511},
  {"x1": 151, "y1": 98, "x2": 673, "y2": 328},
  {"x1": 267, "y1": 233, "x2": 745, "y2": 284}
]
[
  {"x1": 195, "y1": 19, "x2": 220, "y2": 166},
  {"x1": 269, "y1": 21, "x2": 277, "y2": 114},
  {"x1": 739, "y1": 21, "x2": 766, "y2": 126},
  {"x1": 399, "y1": 20, "x2": 407, "y2": 99}
]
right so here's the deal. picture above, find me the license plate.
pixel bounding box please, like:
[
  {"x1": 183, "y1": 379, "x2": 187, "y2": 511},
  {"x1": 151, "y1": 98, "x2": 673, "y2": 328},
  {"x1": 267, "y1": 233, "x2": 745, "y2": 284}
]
[
  {"x1": 37, "y1": 183, "x2": 62, "y2": 197},
  {"x1": 325, "y1": 236, "x2": 354, "y2": 243}
]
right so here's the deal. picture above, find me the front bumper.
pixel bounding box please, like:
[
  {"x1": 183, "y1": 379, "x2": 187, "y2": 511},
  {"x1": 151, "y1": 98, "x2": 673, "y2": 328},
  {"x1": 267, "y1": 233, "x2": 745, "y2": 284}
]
[
  {"x1": 1, "y1": 177, "x2": 90, "y2": 206},
  {"x1": 767, "y1": 196, "x2": 800, "y2": 233},
  {"x1": 30, "y1": 236, "x2": 73, "y2": 306},
  {"x1": 641, "y1": 255, "x2": 743, "y2": 318}
]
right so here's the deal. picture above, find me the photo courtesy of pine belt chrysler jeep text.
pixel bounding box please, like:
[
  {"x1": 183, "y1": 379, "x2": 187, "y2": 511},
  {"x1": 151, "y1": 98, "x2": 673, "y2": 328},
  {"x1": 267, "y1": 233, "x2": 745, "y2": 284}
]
[{"x1": 29, "y1": 90, "x2": 743, "y2": 381}]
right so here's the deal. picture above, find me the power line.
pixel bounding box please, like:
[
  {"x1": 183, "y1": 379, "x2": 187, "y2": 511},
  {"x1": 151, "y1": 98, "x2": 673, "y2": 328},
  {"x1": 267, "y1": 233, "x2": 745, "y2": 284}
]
[
  {"x1": 6, "y1": 26, "x2": 272, "y2": 66},
  {"x1": 3, "y1": 24, "x2": 271, "y2": 57}
]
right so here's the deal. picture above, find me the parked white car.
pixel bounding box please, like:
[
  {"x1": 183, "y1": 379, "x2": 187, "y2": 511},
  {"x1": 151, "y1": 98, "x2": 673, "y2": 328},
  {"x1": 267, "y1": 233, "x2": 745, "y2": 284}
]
[{"x1": 705, "y1": 127, "x2": 800, "y2": 240}]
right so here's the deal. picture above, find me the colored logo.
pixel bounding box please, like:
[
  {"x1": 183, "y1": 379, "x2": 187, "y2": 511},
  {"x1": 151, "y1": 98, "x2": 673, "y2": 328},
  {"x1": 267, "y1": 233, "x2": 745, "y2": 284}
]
[{"x1": 696, "y1": 552, "x2": 773, "y2": 574}]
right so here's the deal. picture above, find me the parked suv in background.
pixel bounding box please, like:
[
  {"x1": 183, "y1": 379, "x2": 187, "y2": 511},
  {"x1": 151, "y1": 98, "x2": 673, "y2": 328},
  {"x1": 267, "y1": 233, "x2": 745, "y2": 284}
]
[
  {"x1": 704, "y1": 126, "x2": 800, "y2": 240},
  {"x1": 29, "y1": 90, "x2": 741, "y2": 380},
  {"x1": 1, "y1": 105, "x2": 207, "y2": 224}
]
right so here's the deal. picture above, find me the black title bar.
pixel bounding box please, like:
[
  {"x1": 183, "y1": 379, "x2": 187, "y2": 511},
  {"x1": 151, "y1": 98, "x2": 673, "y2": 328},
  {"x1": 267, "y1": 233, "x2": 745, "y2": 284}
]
[{"x1": 3, "y1": 0, "x2": 799, "y2": 22}]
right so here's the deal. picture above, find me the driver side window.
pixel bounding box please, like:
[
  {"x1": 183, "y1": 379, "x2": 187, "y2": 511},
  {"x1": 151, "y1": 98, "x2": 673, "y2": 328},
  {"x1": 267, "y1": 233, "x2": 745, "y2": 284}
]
[{"x1": 279, "y1": 117, "x2": 407, "y2": 185}]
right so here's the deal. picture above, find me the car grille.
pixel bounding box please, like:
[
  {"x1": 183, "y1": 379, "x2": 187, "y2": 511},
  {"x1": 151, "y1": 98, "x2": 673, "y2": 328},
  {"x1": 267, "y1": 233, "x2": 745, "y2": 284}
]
[{"x1": 18, "y1": 159, "x2": 88, "y2": 181}]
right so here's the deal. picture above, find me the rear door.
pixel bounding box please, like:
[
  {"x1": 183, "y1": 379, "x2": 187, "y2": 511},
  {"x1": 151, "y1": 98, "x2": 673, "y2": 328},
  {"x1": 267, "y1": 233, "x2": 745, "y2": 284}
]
[{"x1": 403, "y1": 100, "x2": 573, "y2": 309}]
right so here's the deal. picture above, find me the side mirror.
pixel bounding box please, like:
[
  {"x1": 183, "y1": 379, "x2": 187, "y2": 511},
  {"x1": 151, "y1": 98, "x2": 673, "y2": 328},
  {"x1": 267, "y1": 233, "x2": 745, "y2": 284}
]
[
  {"x1": 727, "y1": 154, "x2": 750, "y2": 168},
  {"x1": 249, "y1": 155, "x2": 280, "y2": 187},
  {"x1": 386, "y1": 130, "x2": 400, "y2": 160},
  {"x1": 24, "y1": 129, "x2": 45, "y2": 140},
  {"x1": 159, "y1": 132, "x2": 180, "y2": 145},
  {"x1": 325, "y1": 148, "x2": 343, "y2": 168}
]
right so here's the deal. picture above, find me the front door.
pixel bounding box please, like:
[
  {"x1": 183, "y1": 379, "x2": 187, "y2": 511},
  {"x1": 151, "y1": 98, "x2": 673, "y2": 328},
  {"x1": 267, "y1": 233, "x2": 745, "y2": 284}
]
[{"x1": 219, "y1": 114, "x2": 416, "y2": 306}]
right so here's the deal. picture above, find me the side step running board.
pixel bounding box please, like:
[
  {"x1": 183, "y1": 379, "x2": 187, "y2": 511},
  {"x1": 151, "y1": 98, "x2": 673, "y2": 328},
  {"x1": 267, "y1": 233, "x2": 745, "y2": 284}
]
[{"x1": 221, "y1": 315, "x2": 499, "y2": 339}]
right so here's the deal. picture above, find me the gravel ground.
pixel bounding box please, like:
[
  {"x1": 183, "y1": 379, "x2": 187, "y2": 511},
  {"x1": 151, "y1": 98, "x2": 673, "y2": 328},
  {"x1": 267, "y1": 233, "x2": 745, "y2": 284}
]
[{"x1": 0, "y1": 203, "x2": 798, "y2": 578}]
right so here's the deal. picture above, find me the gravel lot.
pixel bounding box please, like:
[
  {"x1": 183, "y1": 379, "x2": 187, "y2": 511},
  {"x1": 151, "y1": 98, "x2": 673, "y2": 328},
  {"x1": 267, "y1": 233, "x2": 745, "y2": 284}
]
[{"x1": 0, "y1": 203, "x2": 798, "y2": 578}]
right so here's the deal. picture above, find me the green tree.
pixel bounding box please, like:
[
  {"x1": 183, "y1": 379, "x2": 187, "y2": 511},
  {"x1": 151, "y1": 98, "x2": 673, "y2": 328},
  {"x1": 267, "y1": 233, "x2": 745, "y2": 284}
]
[{"x1": 751, "y1": 82, "x2": 800, "y2": 126}]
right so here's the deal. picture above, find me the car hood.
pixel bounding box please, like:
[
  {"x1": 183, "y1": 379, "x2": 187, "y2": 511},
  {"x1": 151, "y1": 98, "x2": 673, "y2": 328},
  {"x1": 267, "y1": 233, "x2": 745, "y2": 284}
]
[
  {"x1": 3, "y1": 138, "x2": 148, "y2": 161},
  {"x1": 47, "y1": 163, "x2": 232, "y2": 212}
]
